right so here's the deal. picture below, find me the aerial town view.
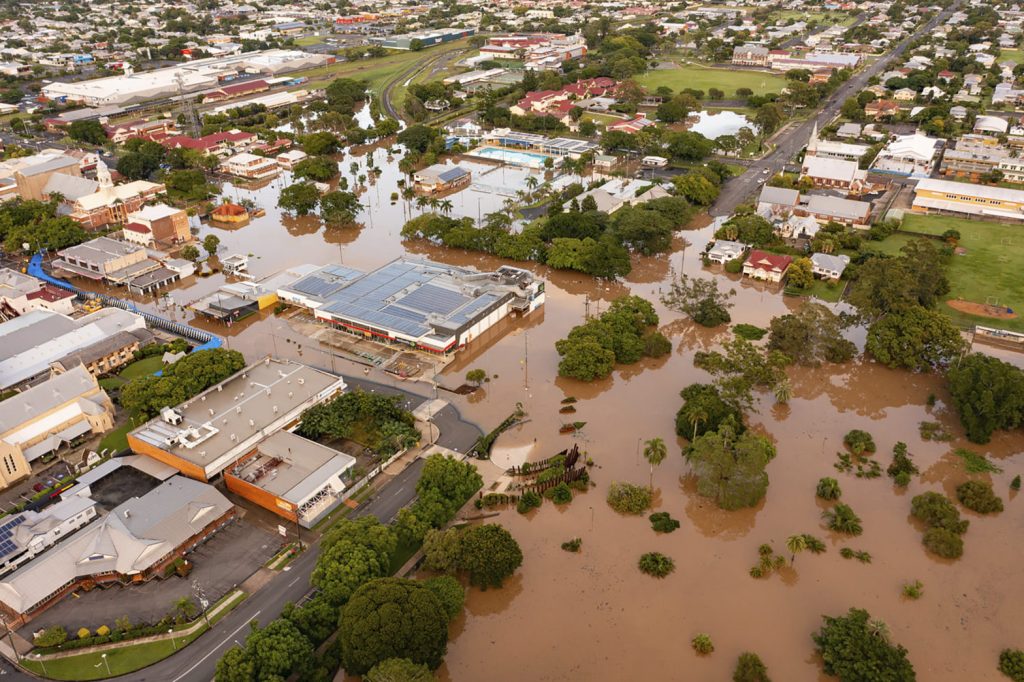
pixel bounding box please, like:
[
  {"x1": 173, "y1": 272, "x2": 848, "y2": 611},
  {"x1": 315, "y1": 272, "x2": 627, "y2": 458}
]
[{"x1": 0, "y1": 0, "x2": 1021, "y2": 679}]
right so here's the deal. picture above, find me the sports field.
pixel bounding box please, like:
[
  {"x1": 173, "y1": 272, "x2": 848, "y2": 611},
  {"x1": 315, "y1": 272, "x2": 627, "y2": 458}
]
[
  {"x1": 901, "y1": 214, "x2": 1024, "y2": 332},
  {"x1": 638, "y1": 63, "x2": 788, "y2": 97}
]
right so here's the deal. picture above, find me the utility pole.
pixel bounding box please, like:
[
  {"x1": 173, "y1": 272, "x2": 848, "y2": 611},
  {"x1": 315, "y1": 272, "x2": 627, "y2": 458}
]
[
  {"x1": 0, "y1": 613, "x2": 18, "y2": 662},
  {"x1": 523, "y1": 331, "x2": 529, "y2": 389}
]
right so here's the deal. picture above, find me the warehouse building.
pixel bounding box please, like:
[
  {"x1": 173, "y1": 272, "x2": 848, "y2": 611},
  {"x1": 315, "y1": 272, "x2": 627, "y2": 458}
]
[
  {"x1": 128, "y1": 358, "x2": 346, "y2": 481},
  {"x1": 225, "y1": 430, "x2": 356, "y2": 528},
  {"x1": 370, "y1": 28, "x2": 474, "y2": 50},
  {"x1": 278, "y1": 258, "x2": 545, "y2": 354},
  {"x1": 40, "y1": 50, "x2": 332, "y2": 107},
  {"x1": 912, "y1": 178, "x2": 1024, "y2": 220}
]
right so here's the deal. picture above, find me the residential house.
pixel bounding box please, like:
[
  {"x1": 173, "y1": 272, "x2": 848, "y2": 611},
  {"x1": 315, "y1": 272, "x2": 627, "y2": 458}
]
[
  {"x1": 606, "y1": 114, "x2": 656, "y2": 135},
  {"x1": 123, "y1": 204, "x2": 191, "y2": 246},
  {"x1": 757, "y1": 186, "x2": 800, "y2": 219},
  {"x1": 0, "y1": 366, "x2": 113, "y2": 477},
  {"x1": 864, "y1": 99, "x2": 900, "y2": 119},
  {"x1": 706, "y1": 240, "x2": 747, "y2": 264},
  {"x1": 743, "y1": 250, "x2": 792, "y2": 283},
  {"x1": 810, "y1": 253, "x2": 851, "y2": 280},
  {"x1": 798, "y1": 194, "x2": 873, "y2": 228}
]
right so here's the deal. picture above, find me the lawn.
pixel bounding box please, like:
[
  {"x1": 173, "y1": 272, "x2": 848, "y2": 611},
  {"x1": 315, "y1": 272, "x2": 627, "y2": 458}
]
[
  {"x1": 98, "y1": 421, "x2": 134, "y2": 454},
  {"x1": 771, "y1": 10, "x2": 858, "y2": 25},
  {"x1": 388, "y1": 537, "x2": 423, "y2": 575},
  {"x1": 294, "y1": 35, "x2": 325, "y2": 47},
  {"x1": 118, "y1": 355, "x2": 164, "y2": 380},
  {"x1": 901, "y1": 214, "x2": 1024, "y2": 332},
  {"x1": 583, "y1": 112, "x2": 625, "y2": 125},
  {"x1": 638, "y1": 63, "x2": 789, "y2": 97},
  {"x1": 999, "y1": 48, "x2": 1024, "y2": 63}
]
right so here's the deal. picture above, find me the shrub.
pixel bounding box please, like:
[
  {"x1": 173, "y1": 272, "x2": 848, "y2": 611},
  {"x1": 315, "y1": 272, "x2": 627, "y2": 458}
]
[
  {"x1": 956, "y1": 480, "x2": 1003, "y2": 514},
  {"x1": 839, "y1": 548, "x2": 872, "y2": 563},
  {"x1": 911, "y1": 492, "x2": 969, "y2": 534},
  {"x1": 1013, "y1": 475, "x2": 1021, "y2": 491},
  {"x1": 813, "y1": 608, "x2": 914, "y2": 680},
  {"x1": 692, "y1": 633, "x2": 714, "y2": 655},
  {"x1": 886, "y1": 442, "x2": 918, "y2": 485},
  {"x1": 1000, "y1": 649, "x2": 1024, "y2": 681},
  {"x1": 96, "y1": 625, "x2": 110, "y2": 637},
  {"x1": 649, "y1": 512, "x2": 680, "y2": 533},
  {"x1": 725, "y1": 257, "x2": 744, "y2": 274},
  {"x1": 733, "y1": 652, "x2": 771, "y2": 682},
  {"x1": 843, "y1": 429, "x2": 876, "y2": 455},
  {"x1": 802, "y1": 534, "x2": 827, "y2": 554},
  {"x1": 544, "y1": 482, "x2": 573, "y2": 505},
  {"x1": 516, "y1": 490, "x2": 542, "y2": 514},
  {"x1": 77, "y1": 627, "x2": 91, "y2": 639},
  {"x1": 638, "y1": 552, "x2": 675, "y2": 578},
  {"x1": 922, "y1": 527, "x2": 964, "y2": 559},
  {"x1": 607, "y1": 482, "x2": 652, "y2": 514},
  {"x1": 816, "y1": 477, "x2": 841, "y2": 500},
  {"x1": 561, "y1": 538, "x2": 582, "y2": 552},
  {"x1": 902, "y1": 580, "x2": 923, "y2": 600},
  {"x1": 823, "y1": 503, "x2": 862, "y2": 535},
  {"x1": 33, "y1": 626, "x2": 67, "y2": 648}
]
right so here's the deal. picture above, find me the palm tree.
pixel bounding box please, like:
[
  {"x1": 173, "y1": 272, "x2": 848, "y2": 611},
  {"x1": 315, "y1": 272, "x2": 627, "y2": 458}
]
[
  {"x1": 438, "y1": 198, "x2": 454, "y2": 214},
  {"x1": 643, "y1": 437, "x2": 667, "y2": 490},
  {"x1": 774, "y1": 377, "x2": 792, "y2": 404},
  {"x1": 688, "y1": 408, "x2": 708, "y2": 440},
  {"x1": 786, "y1": 534, "x2": 807, "y2": 564},
  {"x1": 525, "y1": 175, "x2": 539, "y2": 198},
  {"x1": 428, "y1": 197, "x2": 440, "y2": 211},
  {"x1": 867, "y1": 619, "x2": 890, "y2": 642},
  {"x1": 415, "y1": 196, "x2": 430, "y2": 213}
]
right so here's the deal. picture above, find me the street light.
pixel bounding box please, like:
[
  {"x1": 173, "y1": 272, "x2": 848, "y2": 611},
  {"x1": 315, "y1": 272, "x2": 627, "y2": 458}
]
[
  {"x1": 168, "y1": 628, "x2": 176, "y2": 651},
  {"x1": 101, "y1": 653, "x2": 111, "y2": 676}
]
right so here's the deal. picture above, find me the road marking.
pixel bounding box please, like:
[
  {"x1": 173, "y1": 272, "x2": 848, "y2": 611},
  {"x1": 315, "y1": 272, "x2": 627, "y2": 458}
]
[
  {"x1": 171, "y1": 610, "x2": 261, "y2": 682},
  {"x1": 288, "y1": 575, "x2": 302, "y2": 587}
]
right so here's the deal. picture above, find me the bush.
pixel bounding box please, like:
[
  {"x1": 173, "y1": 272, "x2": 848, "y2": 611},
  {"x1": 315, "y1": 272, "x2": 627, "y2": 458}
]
[
  {"x1": 816, "y1": 477, "x2": 841, "y2": 500},
  {"x1": 692, "y1": 633, "x2": 714, "y2": 655},
  {"x1": 733, "y1": 652, "x2": 771, "y2": 682},
  {"x1": 96, "y1": 625, "x2": 110, "y2": 637},
  {"x1": 606, "y1": 482, "x2": 652, "y2": 514},
  {"x1": 839, "y1": 548, "x2": 872, "y2": 563},
  {"x1": 33, "y1": 626, "x2": 67, "y2": 648},
  {"x1": 544, "y1": 482, "x2": 573, "y2": 505},
  {"x1": 823, "y1": 503, "x2": 862, "y2": 535},
  {"x1": 886, "y1": 442, "x2": 918, "y2": 485},
  {"x1": 725, "y1": 257, "x2": 744, "y2": 274},
  {"x1": 561, "y1": 537, "x2": 582, "y2": 552},
  {"x1": 956, "y1": 480, "x2": 1003, "y2": 514},
  {"x1": 953, "y1": 448, "x2": 1002, "y2": 474},
  {"x1": 638, "y1": 552, "x2": 675, "y2": 578},
  {"x1": 922, "y1": 527, "x2": 964, "y2": 559},
  {"x1": 77, "y1": 628, "x2": 91, "y2": 639},
  {"x1": 813, "y1": 608, "x2": 914, "y2": 680},
  {"x1": 517, "y1": 490, "x2": 542, "y2": 514},
  {"x1": 1000, "y1": 649, "x2": 1024, "y2": 681},
  {"x1": 843, "y1": 429, "x2": 876, "y2": 455},
  {"x1": 642, "y1": 330, "x2": 672, "y2": 357},
  {"x1": 902, "y1": 580, "x2": 923, "y2": 600},
  {"x1": 911, "y1": 492, "x2": 969, "y2": 534},
  {"x1": 649, "y1": 512, "x2": 680, "y2": 533},
  {"x1": 1012, "y1": 475, "x2": 1021, "y2": 491},
  {"x1": 733, "y1": 324, "x2": 767, "y2": 340}
]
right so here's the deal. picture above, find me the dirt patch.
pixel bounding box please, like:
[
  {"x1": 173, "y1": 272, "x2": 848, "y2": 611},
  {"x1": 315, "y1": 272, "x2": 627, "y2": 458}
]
[{"x1": 947, "y1": 299, "x2": 1018, "y2": 319}]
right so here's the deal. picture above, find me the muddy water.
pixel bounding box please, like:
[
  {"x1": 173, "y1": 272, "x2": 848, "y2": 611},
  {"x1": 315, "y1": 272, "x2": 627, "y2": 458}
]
[{"x1": 86, "y1": 142, "x2": 1024, "y2": 680}]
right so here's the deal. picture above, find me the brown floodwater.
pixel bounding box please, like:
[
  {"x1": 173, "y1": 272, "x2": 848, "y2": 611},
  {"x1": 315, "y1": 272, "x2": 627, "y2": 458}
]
[{"x1": 74, "y1": 141, "x2": 1024, "y2": 680}]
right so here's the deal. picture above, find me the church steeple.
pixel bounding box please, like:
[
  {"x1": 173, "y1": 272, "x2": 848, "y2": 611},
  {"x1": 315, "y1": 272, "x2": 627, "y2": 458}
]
[{"x1": 808, "y1": 121, "x2": 820, "y2": 154}]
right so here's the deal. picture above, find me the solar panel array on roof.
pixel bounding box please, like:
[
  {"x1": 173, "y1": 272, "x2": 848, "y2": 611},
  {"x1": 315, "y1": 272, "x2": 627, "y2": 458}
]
[
  {"x1": 288, "y1": 264, "x2": 362, "y2": 299},
  {"x1": 445, "y1": 292, "x2": 501, "y2": 328},
  {"x1": 438, "y1": 167, "x2": 469, "y2": 183},
  {"x1": 0, "y1": 516, "x2": 26, "y2": 559},
  {"x1": 395, "y1": 284, "x2": 469, "y2": 316}
]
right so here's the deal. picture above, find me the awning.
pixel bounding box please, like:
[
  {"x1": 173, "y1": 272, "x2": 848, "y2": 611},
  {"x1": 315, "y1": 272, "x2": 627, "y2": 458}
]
[{"x1": 21, "y1": 420, "x2": 93, "y2": 462}]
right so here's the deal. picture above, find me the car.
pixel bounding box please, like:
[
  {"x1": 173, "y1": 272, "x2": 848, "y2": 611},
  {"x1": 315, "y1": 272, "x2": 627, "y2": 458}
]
[
  {"x1": 762, "y1": 168, "x2": 770, "y2": 175},
  {"x1": 31, "y1": 482, "x2": 45, "y2": 492}
]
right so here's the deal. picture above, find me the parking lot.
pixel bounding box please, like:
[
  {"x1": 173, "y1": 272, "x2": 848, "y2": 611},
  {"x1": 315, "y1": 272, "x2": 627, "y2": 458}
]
[{"x1": 19, "y1": 517, "x2": 281, "y2": 636}]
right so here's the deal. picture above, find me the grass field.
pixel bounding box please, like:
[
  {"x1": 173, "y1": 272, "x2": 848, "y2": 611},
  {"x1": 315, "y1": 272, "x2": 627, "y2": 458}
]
[
  {"x1": 770, "y1": 10, "x2": 858, "y2": 25},
  {"x1": 639, "y1": 63, "x2": 789, "y2": 97},
  {"x1": 999, "y1": 48, "x2": 1024, "y2": 63},
  {"x1": 583, "y1": 112, "x2": 624, "y2": 125},
  {"x1": 294, "y1": 35, "x2": 325, "y2": 47},
  {"x1": 901, "y1": 214, "x2": 1024, "y2": 332}
]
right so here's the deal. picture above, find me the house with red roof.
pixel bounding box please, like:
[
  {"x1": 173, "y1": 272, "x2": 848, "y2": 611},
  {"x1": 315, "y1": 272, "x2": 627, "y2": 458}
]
[
  {"x1": 510, "y1": 78, "x2": 617, "y2": 119},
  {"x1": 161, "y1": 130, "x2": 257, "y2": 156},
  {"x1": 104, "y1": 119, "x2": 178, "y2": 145},
  {"x1": 864, "y1": 99, "x2": 900, "y2": 120},
  {"x1": 606, "y1": 113, "x2": 656, "y2": 135},
  {"x1": 202, "y1": 79, "x2": 270, "y2": 103},
  {"x1": 743, "y1": 250, "x2": 793, "y2": 283}
]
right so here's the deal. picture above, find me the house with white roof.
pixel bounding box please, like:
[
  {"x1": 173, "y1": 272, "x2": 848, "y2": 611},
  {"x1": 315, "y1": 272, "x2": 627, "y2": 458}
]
[
  {"x1": 810, "y1": 253, "x2": 851, "y2": 280},
  {"x1": 870, "y1": 133, "x2": 942, "y2": 177},
  {"x1": 706, "y1": 240, "x2": 747, "y2": 264}
]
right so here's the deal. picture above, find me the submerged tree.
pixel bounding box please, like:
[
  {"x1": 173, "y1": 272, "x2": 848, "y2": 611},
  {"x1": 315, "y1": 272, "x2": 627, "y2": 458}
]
[
  {"x1": 685, "y1": 424, "x2": 777, "y2": 510},
  {"x1": 661, "y1": 273, "x2": 737, "y2": 327}
]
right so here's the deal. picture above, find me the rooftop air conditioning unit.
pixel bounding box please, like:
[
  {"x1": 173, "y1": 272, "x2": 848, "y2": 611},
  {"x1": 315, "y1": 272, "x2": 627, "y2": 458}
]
[{"x1": 160, "y1": 407, "x2": 183, "y2": 425}]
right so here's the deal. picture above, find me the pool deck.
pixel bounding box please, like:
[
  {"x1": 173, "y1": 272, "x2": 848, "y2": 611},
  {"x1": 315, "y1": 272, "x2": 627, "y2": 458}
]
[{"x1": 466, "y1": 145, "x2": 557, "y2": 169}]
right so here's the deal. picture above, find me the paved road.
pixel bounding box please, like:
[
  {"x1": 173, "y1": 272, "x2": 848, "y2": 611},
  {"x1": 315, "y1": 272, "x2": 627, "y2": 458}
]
[
  {"x1": 709, "y1": 1, "x2": 962, "y2": 216},
  {"x1": 351, "y1": 457, "x2": 427, "y2": 523}
]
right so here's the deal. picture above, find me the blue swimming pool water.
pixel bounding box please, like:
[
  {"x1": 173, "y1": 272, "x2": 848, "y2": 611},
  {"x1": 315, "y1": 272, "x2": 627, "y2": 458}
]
[{"x1": 469, "y1": 147, "x2": 553, "y2": 166}]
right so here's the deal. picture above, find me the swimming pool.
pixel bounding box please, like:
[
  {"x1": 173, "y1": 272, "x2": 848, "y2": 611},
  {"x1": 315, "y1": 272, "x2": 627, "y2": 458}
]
[{"x1": 467, "y1": 146, "x2": 556, "y2": 169}]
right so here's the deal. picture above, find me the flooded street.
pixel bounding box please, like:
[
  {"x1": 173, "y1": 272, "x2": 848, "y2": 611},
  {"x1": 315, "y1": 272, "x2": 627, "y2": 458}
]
[{"x1": 78, "y1": 139, "x2": 1024, "y2": 680}]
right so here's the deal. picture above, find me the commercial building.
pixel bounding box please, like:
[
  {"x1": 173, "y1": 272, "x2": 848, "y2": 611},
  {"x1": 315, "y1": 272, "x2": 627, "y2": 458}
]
[
  {"x1": 221, "y1": 152, "x2": 281, "y2": 180},
  {"x1": 0, "y1": 496, "x2": 98, "y2": 578},
  {"x1": 54, "y1": 237, "x2": 159, "y2": 285},
  {"x1": 128, "y1": 359, "x2": 346, "y2": 481},
  {"x1": 370, "y1": 28, "x2": 474, "y2": 50},
  {"x1": 0, "y1": 366, "x2": 114, "y2": 478},
  {"x1": 800, "y1": 156, "x2": 869, "y2": 194},
  {"x1": 912, "y1": 178, "x2": 1024, "y2": 221},
  {"x1": 869, "y1": 133, "x2": 942, "y2": 177},
  {"x1": 806, "y1": 123, "x2": 871, "y2": 162},
  {"x1": 280, "y1": 258, "x2": 545, "y2": 354},
  {"x1": 0, "y1": 269, "x2": 75, "y2": 317},
  {"x1": 0, "y1": 308, "x2": 150, "y2": 390},
  {"x1": 225, "y1": 430, "x2": 356, "y2": 528},
  {"x1": 0, "y1": 458, "x2": 234, "y2": 626},
  {"x1": 413, "y1": 164, "x2": 471, "y2": 193},
  {"x1": 479, "y1": 128, "x2": 600, "y2": 159},
  {"x1": 732, "y1": 44, "x2": 770, "y2": 67},
  {"x1": 9, "y1": 154, "x2": 82, "y2": 201},
  {"x1": 479, "y1": 34, "x2": 587, "y2": 70},
  {"x1": 40, "y1": 50, "x2": 333, "y2": 107},
  {"x1": 123, "y1": 204, "x2": 191, "y2": 247}
]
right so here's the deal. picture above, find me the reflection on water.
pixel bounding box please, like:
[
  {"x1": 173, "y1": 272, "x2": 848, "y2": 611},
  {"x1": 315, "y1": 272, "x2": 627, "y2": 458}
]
[
  {"x1": 59, "y1": 126, "x2": 1024, "y2": 682},
  {"x1": 689, "y1": 110, "x2": 758, "y2": 139}
]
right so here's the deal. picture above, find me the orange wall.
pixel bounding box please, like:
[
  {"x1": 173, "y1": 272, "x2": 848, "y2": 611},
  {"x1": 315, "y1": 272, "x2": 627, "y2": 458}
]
[
  {"x1": 224, "y1": 473, "x2": 297, "y2": 522},
  {"x1": 127, "y1": 434, "x2": 209, "y2": 482}
]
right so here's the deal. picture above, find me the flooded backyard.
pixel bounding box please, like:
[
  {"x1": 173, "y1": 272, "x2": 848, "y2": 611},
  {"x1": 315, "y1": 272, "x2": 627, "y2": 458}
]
[{"x1": 63, "y1": 138, "x2": 1024, "y2": 680}]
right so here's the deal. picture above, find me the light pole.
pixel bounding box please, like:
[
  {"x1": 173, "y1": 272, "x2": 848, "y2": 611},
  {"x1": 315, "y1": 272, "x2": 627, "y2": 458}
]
[
  {"x1": 33, "y1": 653, "x2": 46, "y2": 675},
  {"x1": 101, "y1": 653, "x2": 111, "y2": 677},
  {"x1": 169, "y1": 628, "x2": 176, "y2": 651}
]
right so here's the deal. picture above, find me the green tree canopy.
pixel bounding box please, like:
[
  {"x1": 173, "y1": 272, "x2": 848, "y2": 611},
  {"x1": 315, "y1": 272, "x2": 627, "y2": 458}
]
[
  {"x1": 767, "y1": 303, "x2": 855, "y2": 366},
  {"x1": 946, "y1": 353, "x2": 1024, "y2": 443},
  {"x1": 365, "y1": 658, "x2": 434, "y2": 682},
  {"x1": 676, "y1": 383, "x2": 745, "y2": 440},
  {"x1": 685, "y1": 424, "x2": 777, "y2": 510},
  {"x1": 278, "y1": 181, "x2": 321, "y2": 216},
  {"x1": 865, "y1": 307, "x2": 966, "y2": 371},
  {"x1": 812, "y1": 608, "x2": 915, "y2": 681},
  {"x1": 457, "y1": 524, "x2": 523, "y2": 588},
  {"x1": 339, "y1": 578, "x2": 449, "y2": 675},
  {"x1": 215, "y1": 618, "x2": 314, "y2": 682}
]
